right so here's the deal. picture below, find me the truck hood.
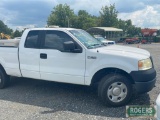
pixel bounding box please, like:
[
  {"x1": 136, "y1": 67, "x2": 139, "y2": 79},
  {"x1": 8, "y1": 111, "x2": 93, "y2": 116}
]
[{"x1": 96, "y1": 45, "x2": 150, "y2": 57}]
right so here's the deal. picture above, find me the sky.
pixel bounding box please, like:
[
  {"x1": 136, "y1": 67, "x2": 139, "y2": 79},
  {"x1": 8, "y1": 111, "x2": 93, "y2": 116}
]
[{"x1": 0, "y1": 0, "x2": 160, "y2": 30}]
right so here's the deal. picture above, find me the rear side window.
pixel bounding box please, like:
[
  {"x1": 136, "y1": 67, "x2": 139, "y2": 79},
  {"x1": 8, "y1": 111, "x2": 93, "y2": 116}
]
[{"x1": 25, "y1": 31, "x2": 39, "y2": 48}]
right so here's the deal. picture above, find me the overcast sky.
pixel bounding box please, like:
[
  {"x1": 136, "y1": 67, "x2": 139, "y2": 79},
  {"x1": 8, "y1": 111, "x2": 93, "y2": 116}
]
[{"x1": 0, "y1": 0, "x2": 160, "y2": 30}]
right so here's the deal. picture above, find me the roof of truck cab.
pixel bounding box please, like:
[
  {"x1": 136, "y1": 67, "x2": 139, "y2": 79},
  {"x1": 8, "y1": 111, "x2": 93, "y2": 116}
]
[
  {"x1": 87, "y1": 27, "x2": 123, "y2": 32},
  {"x1": 27, "y1": 28, "x2": 80, "y2": 31}
]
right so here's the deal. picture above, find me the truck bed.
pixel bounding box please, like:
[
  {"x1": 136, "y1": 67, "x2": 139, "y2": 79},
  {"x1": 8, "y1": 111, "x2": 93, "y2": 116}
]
[
  {"x1": 0, "y1": 46, "x2": 21, "y2": 77},
  {"x1": 0, "y1": 39, "x2": 20, "y2": 47}
]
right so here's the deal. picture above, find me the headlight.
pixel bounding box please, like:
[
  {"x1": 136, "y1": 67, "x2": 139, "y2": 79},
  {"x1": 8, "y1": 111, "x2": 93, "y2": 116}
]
[{"x1": 138, "y1": 58, "x2": 152, "y2": 70}]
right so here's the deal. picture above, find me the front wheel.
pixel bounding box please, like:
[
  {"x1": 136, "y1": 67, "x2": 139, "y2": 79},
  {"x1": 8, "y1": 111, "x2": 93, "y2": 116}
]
[{"x1": 98, "y1": 74, "x2": 133, "y2": 107}]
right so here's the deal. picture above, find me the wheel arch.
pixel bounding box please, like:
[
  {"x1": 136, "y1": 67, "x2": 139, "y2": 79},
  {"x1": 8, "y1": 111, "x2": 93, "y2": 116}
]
[
  {"x1": 0, "y1": 64, "x2": 7, "y2": 74},
  {"x1": 91, "y1": 67, "x2": 134, "y2": 85}
]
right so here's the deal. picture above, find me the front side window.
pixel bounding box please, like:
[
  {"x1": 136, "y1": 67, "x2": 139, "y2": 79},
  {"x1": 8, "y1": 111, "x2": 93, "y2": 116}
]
[
  {"x1": 25, "y1": 30, "x2": 39, "y2": 48},
  {"x1": 44, "y1": 30, "x2": 75, "y2": 51}
]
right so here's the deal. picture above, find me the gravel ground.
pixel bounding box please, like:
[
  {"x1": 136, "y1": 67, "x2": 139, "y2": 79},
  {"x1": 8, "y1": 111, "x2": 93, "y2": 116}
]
[{"x1": 0, "y1": 43, "x2": 159, "y2": 120}]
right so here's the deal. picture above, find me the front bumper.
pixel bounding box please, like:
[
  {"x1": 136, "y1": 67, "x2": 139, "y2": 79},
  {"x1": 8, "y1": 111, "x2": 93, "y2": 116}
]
[{"x1": 130, "y1": 68, "x2": 156, "y2": 93}]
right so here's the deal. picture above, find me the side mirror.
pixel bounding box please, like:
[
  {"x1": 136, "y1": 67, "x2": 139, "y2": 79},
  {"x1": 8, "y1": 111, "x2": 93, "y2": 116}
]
[
  {"x1": 63, "y1": 41, "x2": 82, "y2": 53},
  {"x1": 63, "y1": 41, "x2": 75, "y2": 51}
]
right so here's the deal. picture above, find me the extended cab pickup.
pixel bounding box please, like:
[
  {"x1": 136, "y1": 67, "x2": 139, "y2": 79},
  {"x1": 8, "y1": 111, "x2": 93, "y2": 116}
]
[{"x1": 0, "y1": 28, "x2": 156, "y2": 107}]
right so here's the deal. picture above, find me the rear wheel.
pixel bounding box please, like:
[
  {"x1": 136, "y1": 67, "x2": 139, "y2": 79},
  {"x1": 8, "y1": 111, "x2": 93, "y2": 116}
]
[
  {"x1": 0, "y1": 68, "x2": 9, "y2": 89},
  {"x1": 98, "y1": 74, "x2": 132, "y2": 107}
]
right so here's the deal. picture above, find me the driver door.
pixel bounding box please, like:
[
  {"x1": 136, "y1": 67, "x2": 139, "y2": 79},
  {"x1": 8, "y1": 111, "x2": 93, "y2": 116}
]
[{"x1": 39, "y1": 30, "x2": 85, "y2": 85}]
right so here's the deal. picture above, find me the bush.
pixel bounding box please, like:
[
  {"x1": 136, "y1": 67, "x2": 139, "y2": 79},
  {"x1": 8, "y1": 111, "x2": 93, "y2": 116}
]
[{"x1": 153, "y1": 36, "x2": 160, "y2": 43}]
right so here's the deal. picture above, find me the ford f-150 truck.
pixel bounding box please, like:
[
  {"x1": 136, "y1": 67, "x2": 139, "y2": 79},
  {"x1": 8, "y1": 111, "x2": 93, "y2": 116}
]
[{"x1": 0, "y1": 28, "x2": 156, "y2": 107}]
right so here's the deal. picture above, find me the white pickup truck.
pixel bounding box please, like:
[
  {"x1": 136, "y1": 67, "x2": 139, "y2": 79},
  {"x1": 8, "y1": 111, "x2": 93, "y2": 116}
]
[{"x1": 0, "y1": 28, "x2": 156, "y2": 107}]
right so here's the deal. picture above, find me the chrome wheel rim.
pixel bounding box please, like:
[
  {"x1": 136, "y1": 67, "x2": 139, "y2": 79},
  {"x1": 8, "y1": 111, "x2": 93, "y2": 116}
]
[{"x1": 107, "y1": 82, "x2": 127, "y2": 103}]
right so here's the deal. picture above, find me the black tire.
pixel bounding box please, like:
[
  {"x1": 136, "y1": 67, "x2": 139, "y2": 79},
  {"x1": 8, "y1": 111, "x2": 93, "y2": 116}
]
[
  {"x1": 98, "y1": 74, "x2": 132, "y2": 107},
  {"x1": 0, "y1": 68, "x2": 9, "y2": 89}
]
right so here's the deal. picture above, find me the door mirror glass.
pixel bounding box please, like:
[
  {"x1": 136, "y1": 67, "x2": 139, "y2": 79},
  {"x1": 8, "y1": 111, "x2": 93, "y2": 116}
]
[
  {"x1": 63, "y1": 41, "x2": 75, "y2": 51},
  {"x1": 63, "y1": 41, "x2": 82, "y2": 53}
]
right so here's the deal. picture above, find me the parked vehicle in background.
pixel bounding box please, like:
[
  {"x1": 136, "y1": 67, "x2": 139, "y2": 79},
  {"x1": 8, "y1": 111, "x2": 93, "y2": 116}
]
[
  {"x1": 94, "y1": 36, "x2": 115, "y2": 45},
  {"x1": 0, "y1": 28, "x2": 156, "y2": 107},
  {"x1": 124, "y1": 38, "x2": 152, "y2": 44},
  {"x1": 141, "y1": 39, "x2": 152, "y2": 44},
  {"x1": 124, "y1": 38, "x2": 140, "y2": 44},
  {"x1": 156, "y1": 94, "x2": 160, "y2": 120}
]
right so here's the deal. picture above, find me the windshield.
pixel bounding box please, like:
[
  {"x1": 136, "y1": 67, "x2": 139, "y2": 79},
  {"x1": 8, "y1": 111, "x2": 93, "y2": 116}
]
[{"x1": 69, "y1": 30, "x2": 104, "y2": 49}]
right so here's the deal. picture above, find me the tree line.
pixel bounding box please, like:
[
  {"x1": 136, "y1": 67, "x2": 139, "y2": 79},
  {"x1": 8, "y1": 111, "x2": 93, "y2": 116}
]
[
  {"x1": 0, "y1": 20, "x2": 22, "y2": 38},
  {"x1": 47, "y1": 4, "x2": 141, "y2": 37},
  {"x1": 0, "y1": 3, "x2": 141, "y2": 38}
]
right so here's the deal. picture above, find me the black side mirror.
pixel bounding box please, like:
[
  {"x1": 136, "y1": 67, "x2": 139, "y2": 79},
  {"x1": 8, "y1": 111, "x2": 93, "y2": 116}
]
[
  {"x1": 63, "y1": 41, "x2": 75, "y2": 51},
  {"x1": 63, "y1": 41, "x2": 82, "y2": 53}
]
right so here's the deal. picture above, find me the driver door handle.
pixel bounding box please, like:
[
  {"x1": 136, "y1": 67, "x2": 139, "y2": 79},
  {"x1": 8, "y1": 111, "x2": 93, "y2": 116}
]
[{"x1": 40, "y1": 53, "x2": 47, "y2": 59}]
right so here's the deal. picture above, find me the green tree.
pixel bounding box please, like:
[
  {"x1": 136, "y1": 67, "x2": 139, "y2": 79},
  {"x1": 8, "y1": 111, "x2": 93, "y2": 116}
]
[
  {"x1": 47, "y1": 3, "x2": 141, "y2": 37},
  {"x1": 127, "y1": 25, "x2": 141, "y2": 37},
  {"x1": 47, "y1": 4, "x2": 74, "y2": 27},
  {"x1": 99, "y1": 4, "x2": 118, "y2": 27},
  {"x1": 76, "y1": 10, "x2": 97, "y2": 30},
  {"x1": 12, "y1": 30, "x2": 22, "y2": 38},
  {"x1": 0, "y1": 20, "x2": 13, "y2": 35},
  {"x1": 117, "y1": 19, "x2": 126, "y2": 30},
  {"x1": 117, "y1": 19, "x2": 141, "y2": 37},
  {"x1": 123, "y1": 20, "x2": 141, "y2": 36}
]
